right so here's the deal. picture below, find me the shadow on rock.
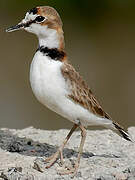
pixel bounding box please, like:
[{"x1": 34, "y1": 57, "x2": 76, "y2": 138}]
[{"x1": 0, "y1": 129, "x2": 120, "y2": 159}]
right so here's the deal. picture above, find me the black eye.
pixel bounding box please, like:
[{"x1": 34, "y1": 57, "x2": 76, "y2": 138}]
[{"x1": 35, "y1": 16, "x2": 45, "y2": 23}]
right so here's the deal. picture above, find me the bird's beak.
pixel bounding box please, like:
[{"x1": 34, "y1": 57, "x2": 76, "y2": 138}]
[{"x1": 6, "y1": 22, "x2": 25, "y2": 32}]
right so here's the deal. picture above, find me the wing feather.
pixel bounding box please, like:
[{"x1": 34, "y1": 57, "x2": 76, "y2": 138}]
[{"x1": 61, "y1": 62, "x2": 111, "y2": 119}]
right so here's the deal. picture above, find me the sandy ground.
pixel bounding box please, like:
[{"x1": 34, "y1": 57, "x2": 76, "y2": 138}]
[{"x1": 0, "y1": 126, "x2": 135, "y2": 180}]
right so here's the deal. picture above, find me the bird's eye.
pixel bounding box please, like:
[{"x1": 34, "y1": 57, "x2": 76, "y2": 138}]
[{"x1": 35, "y1": 16, "x2": 45, "y2": 23}]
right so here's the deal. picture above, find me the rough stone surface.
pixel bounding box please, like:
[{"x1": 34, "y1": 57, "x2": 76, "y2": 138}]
[{"x1": 0, "y1": 126, "x2": 135, "y2": 180}]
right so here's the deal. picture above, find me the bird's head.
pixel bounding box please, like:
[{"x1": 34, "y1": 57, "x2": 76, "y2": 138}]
[{"x1": 6, "y1": 6, "x2": 64, "y2": 49}]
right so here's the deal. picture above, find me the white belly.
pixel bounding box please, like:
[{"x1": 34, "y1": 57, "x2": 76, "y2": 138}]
[{"x1": 30, "y1": 52, "x2": 112, "y2": 127}]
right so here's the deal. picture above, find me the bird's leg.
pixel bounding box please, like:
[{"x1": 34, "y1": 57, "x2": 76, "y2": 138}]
[
  {"x1": 58, "y1": 124, "x2": 87, "y2": 176},
  {"x1": 45, "y1": 124, "x2": 78, "y2": 168}
]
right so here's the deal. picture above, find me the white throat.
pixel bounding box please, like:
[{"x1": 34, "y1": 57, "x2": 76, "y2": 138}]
[
  {"x1": 25, "y1": 23, "x2": 60, "y2": 49},
  {"x1": 36, "y1": 25, "x2": 59, "y2": 49}
]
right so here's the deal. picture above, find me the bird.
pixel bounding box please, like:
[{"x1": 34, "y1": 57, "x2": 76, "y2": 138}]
[{"x1": 6, "y1": 6, "x2": 132, "y2": 175}]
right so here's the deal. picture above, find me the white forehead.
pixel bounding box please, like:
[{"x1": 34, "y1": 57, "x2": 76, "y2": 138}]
[
  {"x1": 22, "y1": 11, "x2": 48, "y2": 25},
  {"x1": 26, "y1": 12, "x2": 38, "y2": 21},
  {"x1": 22, "y1": 12, "x2": 38, "y2": 23}
]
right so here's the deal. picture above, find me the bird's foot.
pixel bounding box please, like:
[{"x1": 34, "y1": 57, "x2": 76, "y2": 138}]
[
  {"x1": 33, "y1": 150, "x2": 64, "y2": 172},
  {"x1": 57, "y1": 160, "x2": 79, "y2": 177},
  {"x1": 45, "y1": 150, "x2": 62, "y2": 168}
]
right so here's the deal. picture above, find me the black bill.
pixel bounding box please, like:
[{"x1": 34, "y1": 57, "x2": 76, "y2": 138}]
[
  {"x1": 6, "y1": 23, "x2": 25, "y2": 32},
  {"x1": 6, "y1": 19, "x2": 35, "y2": 33}
]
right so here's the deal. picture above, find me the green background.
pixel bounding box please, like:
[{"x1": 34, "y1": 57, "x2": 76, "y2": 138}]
[{"x1": 0, "y1": 0, "x2": 135, "y2": 130}]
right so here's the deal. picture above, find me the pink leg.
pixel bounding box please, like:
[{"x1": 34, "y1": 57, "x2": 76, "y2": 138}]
[
  {"x1": 58, "y1": 124, "x2": 87, "y2": 176},
  {"x1": 45, "y1": 124, "x2": 78, "y2": 168}
]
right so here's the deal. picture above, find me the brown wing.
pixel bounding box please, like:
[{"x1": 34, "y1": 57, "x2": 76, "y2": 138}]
[{"x1": 61, "y1": 62, "x2": 111, "y2": 119}]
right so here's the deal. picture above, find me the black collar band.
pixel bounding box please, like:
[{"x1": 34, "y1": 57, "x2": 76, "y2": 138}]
[{"x1": 36, "y1": 46, "x2": 66, "y2": 61}]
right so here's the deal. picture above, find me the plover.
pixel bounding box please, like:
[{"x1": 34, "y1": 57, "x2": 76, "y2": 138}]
[{"x1": 6, "y1": 6, "x2": 132, "y2": 175}]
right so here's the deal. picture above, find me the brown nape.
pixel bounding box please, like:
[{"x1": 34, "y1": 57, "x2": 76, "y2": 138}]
[
  {"x1": 57, "y1": 27, "x2": 65, "y2": 50},
  {"x1": 37, "y1": 6, "x2": 65, "y2": 51}
]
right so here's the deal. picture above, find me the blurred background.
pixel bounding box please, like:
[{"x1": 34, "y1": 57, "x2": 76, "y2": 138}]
[{"x1": 0, "y1": 0, "x2": 135, "y2": 130}]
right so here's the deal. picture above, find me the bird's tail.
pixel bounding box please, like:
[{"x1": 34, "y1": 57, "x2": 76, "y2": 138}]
[{"x1": 111, "y1": 121, "x2": 133, "y2": 142}]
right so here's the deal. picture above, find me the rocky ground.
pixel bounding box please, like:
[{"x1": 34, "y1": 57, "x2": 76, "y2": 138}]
[{"x1": 0, "y1": 126, "x2": 135, "y2": 180}]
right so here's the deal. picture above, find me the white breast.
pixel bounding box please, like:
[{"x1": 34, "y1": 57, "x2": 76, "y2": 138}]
[
  {"x1": 30, "y1": 52, "x2": 69, "y2": 111},
  {"x1": 30, "y1": 52, "x2": 112, "y2": 127}
]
